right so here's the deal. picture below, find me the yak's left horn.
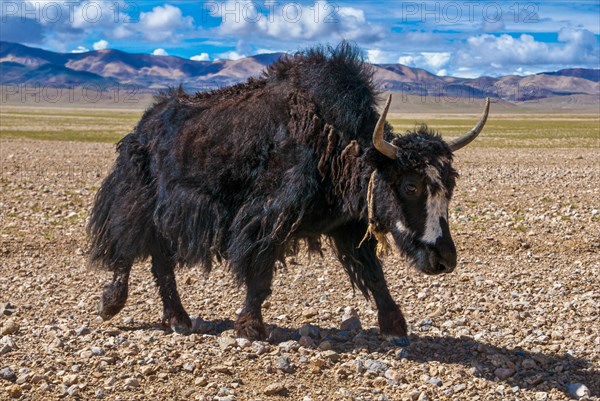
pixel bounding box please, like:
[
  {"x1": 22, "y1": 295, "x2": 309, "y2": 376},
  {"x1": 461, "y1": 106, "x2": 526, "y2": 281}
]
[
  {"x1": 373, "y1": 94, "x2": 398, "y2": 159},
  {"x1": 448, "y1": 98, "x2": 490, "y2": 152}
]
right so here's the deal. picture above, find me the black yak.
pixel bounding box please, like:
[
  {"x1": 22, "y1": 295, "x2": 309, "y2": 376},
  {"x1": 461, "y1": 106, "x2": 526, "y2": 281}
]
[{"x1": 88, "y1": 42, "x2": 489, "y2": 345}]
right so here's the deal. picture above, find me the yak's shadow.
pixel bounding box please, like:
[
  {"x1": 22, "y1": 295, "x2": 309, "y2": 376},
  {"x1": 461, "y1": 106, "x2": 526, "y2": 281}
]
[{"x1": 117, "y1": 319, "x2": 597, "y2": 397}]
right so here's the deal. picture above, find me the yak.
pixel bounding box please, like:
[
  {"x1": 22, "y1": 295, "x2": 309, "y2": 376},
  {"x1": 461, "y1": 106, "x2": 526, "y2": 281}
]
[{"x1": 88, "y1": 42, "x2": 489, "y2": 346}]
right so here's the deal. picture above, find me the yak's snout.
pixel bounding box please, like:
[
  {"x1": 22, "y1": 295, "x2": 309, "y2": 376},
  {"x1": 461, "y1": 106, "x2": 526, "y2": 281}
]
[{"x1": 429, "y1": 237, "x2": 457, "y2": 274}]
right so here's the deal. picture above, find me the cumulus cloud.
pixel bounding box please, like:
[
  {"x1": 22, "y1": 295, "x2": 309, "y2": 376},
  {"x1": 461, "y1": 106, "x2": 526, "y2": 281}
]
[
  {"x1": 456, "y1": 28, "x2": 599, "y2": 70},
  {"x1": 93, "y1": 40, "x2": 109, "y2": 50},
  {"x1": 152, "y1": 48, "x2": 169, "y2": 56},
  {"x1": 9, "y1": 1, "x2": 195, "y2": 44},
  {"x1": 191, "y1": 53, "x2": 210, "y2": 61},
  {"x1": 71, "y1": 46, "x2": 89, "y2": 53},
  {"x1": 366, "y1": 49, "x2": 397, "y2": 64},
  {"x1": 398, "y1": 52, "x2": 451, "y2": 71},
  {"x1": 216, "y1": 51, "x2": 246, "y2": 60},
  {"x1": 214, "y1": 1, "x2": 384, "y2": 43},
  {"x1": 138, "y1": 5, "x2": 194, "y2": 41}
]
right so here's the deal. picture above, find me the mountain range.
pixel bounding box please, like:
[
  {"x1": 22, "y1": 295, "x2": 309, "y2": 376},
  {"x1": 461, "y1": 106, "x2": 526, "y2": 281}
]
[{"x1": 1, "y1": 41, "x2": 598, "y2": 103}]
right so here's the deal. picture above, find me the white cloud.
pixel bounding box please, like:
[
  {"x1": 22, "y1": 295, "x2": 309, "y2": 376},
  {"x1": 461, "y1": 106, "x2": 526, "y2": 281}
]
[
  {"x1": 456, "y1": 28, "x2": 599, "y2": 70},
  {"x1": 215, "y1": 1, "x2": 384, "y2": 43},
  {"x1": 216, "y1": 51, "x2": 246, "y2": 60},
  {"x1": 366, "y1": 49, "x2": 397, "y2": 64},
  {"x1": 71, "y1": 46, "x2": 89, "y2": 53},
  {"x1": 137, "y1": 5, "x2": 195, "y2": 41},
  {"x1": 152, "y1": 48, "x2": 169, "y2": 56},
  {"x1": 191, "y1": 53, "x2": 210, "y2": 61},
  {"x1": 93, "y1": 39, "x2": 109, "y2": 50},
  {"x1": 398, "y1": 52, "x2": 451, "y2": 71}
]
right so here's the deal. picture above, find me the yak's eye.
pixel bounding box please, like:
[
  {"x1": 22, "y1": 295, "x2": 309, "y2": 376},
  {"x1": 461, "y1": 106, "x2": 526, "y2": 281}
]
[{"x1": 405, "y1": 183, "x2": 417, "y2": 195}]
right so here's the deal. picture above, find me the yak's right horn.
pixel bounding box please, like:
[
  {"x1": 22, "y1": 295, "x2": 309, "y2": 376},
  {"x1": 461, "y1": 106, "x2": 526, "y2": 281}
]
[
  {"x1": 448, "y1": 98, "x2": 490, "y2": 152},
  {"x1": 373, "y1": 94, "x2": 398, "y2": 159}
]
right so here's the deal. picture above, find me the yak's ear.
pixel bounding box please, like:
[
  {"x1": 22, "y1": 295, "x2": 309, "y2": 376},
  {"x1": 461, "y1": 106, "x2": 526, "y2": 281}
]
[{"x1": 364, "y1": 147, "x2": 395, "y2": 170}]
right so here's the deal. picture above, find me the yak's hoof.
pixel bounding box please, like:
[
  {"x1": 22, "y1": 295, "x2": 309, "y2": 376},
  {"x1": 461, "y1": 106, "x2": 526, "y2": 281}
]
[
  {"x1": 97, "y1": 297, "x2": 126, "y2": 321},
  {"x1": 163, "y1": 312, "x2": 192, "y2": 335},
  {"x1": 383, "y1": 334, "x2": 410, "y2": 347},
  {"x1": 235, "y1": 314, "x2": 267, "y2": 341}
]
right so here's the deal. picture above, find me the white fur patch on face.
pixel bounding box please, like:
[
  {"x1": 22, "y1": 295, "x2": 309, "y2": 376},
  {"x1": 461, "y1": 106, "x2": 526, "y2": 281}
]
[
  {"x1": 395, "y1": 219, "x2": 409, "y2": 234},
  {"x1": 422, "y1": 193, "x2": 449, "y2": 244}
]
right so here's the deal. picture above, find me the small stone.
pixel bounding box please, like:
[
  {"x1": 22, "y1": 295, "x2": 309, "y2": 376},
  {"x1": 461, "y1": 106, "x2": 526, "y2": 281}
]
[
  {"x1": 15, "y1": 373, "x2": 29, "y2": 384},
  {"x1": 214, "y1": 365, "x2": 231, "y2": 373},
  {"x1": 522, "y1": 358, "x2": 537, "y2": 369},
  {"x1": 373, "y1": 377, "x2": 387, "y2": 387},
  {"x1": 91, "y1": 347, "x2": 105, "y2": 356},
  {"x1": 303, "y1": 308, "x2": 319, "y2": 318},
  {"x1": 354, "y1": 359, "x2": 365, "y2": 374},
  {"x1": 340, "y1": 315, "x2": 362, "y2": 331},
  {"x1": 566, "y1": 383, "x2": 590, "y2": 399},
  {"x1": 1, "y1": 319, "x2": 19, "y2": 335},
  {"x1": 218, "y1": 336, "x2": 237, "y2": 350},
  {"x1": 298, "y1": 324, "x2": 319, "y2": 338},
  {"x1": 453, "y1": 383, "x2": 467, "y2": 393},
  {"x1": 534, "y1": 392, "x2": 548, "y2": 401},
  {"x1": 428, "y1": 377, "x2": 442, "y2": 386},
  {"x1": 124, "y1": 377, "x2": 140, "y2": 390},
  {"x1": 0, "y1": 303, "x2": 16, "y2": 316},
  {"x1": 264, "y1": 383, "x2": 286, "y2": 395},
  {"x1": 6, "y1": 384, "x2": 21, "y2": 399},
  {"x1": 275, "y1": 356, "x2": 294, "y2": 373},
  {"x1": 318, "y1": 340, "x2": 332, "y2": 351},
  {"x1": 95, "y1": 389, "x2": 105, "y2": 399},
  {"x1": 494, "y1": 367, "x2": 515, "y2": 380},
  {"x1": 252, "y1": 341, "x2": 269, "y2": 355},
  {"x1": 236, "y1": 338, "x2": 251, "y2": 348},
  {"x1": 417, "y1": 391, "x2": 430, "y2": 401},
  {"x1": 0, "y1": 343, "x2": 12, "y2": 356},
  {"x1": 298, "y1": 335, "x2": 315, "y2": 348},
  {"x1": 279, "y1": 340, "x2": 300, "y2": 352},
  {"x1": 321, "y1": 350, "x2": 340, "y2": 362},
  {"x1": 140, "y1": 366, "x2": 155, "y2": 376},
  {"x1": 75, "y1": 326, "x2": 91, "y2": 336},
  {"x1": 364, "y1": 359, "x2": 388, "y2": 373},
  {"x1": 63, "y1": 374, "x2": 78, "y2": 386},
  {"x1": 342, "y1": 306, "x2": 358, "y2": 319},
  {"x1": 384, "y1": 369, "x2": 402, "y2": 382},
  {"x1": 1, "y1": 367, "x2": 16, "y2": 383},
  {"x1": 67, "y1": 384, "x2": 79, "y2": 396}
]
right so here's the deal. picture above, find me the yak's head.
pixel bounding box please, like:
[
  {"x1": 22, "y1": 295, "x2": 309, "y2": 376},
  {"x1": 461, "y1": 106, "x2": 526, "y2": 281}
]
[{"x1": 368, "y1": 96, "x2": 490, "y2": 275}]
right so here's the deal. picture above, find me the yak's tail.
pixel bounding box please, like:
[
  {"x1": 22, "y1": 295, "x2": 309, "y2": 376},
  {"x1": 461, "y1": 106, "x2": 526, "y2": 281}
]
[{"x1": 87, "y1": 133, "x2": 157, "y2": 270}]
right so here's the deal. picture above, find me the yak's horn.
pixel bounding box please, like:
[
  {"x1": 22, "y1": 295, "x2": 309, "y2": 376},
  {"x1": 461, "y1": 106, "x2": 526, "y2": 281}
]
[
  {"x1": 448, "y1": 98, "x2": 490, "y2": 151},
  {"x1": 373, "y1": 94, "x2": 398, "y2": 159}
]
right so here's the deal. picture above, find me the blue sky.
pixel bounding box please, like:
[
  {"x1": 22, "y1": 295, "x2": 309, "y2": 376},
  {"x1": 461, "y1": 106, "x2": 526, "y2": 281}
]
[{"x1": 1, "y1": 0, "x2": 599, "y2": 77}]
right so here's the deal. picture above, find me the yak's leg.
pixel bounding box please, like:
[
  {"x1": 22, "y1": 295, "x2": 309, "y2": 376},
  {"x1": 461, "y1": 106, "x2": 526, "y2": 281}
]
[
  {"x1": 151, "y1": 248, "x2": 191, "y2": 334},
  {"x1": 331, "y1": 223, "x2": 409, "y2": 346},
  {"x1": 98, "y1": 264, "x2": 131, "y2": 320},
  {"x1": 235, "y1": 268, "x2": 274, "y2": 341}
]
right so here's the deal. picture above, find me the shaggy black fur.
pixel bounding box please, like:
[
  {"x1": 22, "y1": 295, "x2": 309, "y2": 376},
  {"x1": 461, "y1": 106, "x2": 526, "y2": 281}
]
[{"x1": 88, "y1": 42, "x2": 459, "y2": 341}]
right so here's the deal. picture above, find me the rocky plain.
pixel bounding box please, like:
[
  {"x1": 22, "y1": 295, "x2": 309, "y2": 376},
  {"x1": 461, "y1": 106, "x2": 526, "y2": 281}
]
[{"x1": 1, "y1": 139, "x2": 598, "y2": 400}]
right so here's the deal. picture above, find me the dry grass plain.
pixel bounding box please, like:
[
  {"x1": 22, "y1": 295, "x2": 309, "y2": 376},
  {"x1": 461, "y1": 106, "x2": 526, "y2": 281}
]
[{"x1": 1, "y1": 105, "x2": 599, "y2": 401}]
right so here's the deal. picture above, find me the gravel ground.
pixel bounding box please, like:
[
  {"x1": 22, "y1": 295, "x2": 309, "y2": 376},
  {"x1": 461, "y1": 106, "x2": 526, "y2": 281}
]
[{"x1": 1, "y1": 139, "x2": 599, "y2": 401}]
